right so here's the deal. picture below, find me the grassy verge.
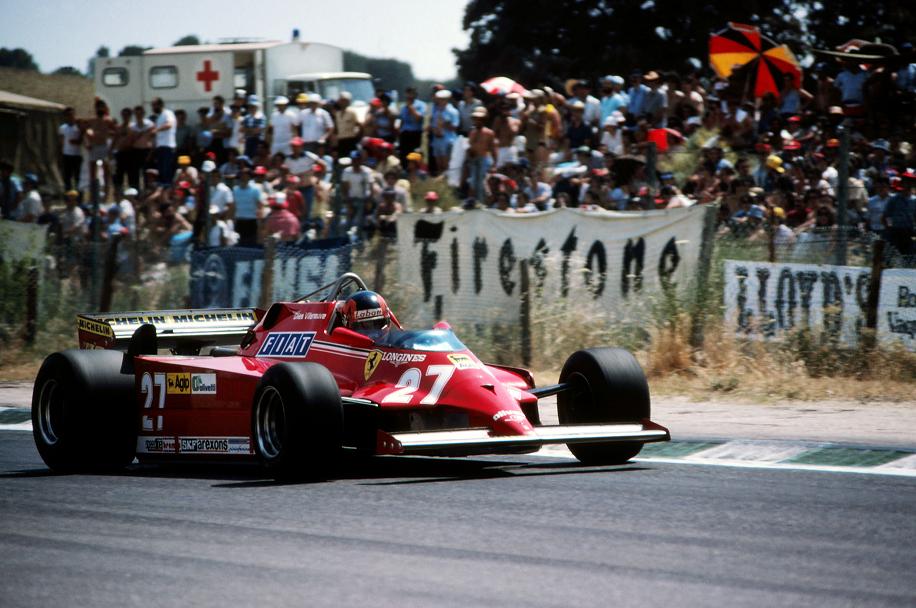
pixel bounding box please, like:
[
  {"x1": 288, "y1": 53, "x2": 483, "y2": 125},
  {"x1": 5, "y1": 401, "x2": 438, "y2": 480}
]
[{"x1": 2, "y1": 245, "x2": 914, "y2": 403}]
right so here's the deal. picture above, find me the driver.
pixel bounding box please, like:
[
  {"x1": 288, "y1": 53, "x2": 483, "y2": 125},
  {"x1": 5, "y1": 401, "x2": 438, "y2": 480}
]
[{"x1": 341, "y1": 290, "x2": 391, "y2": 334}]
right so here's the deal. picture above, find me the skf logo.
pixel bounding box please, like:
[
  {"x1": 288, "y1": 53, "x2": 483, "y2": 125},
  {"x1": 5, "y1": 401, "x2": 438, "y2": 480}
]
[
  {"x1": 166, "y1": 373, "x2": 191, "y2": 394},
  {"x1": 256, "y1": 332, "x2": 315, "y2": 357},
  {"x1": 364, "y1": 350, "x2": 383, "y2": 380},
  {"x1": 447, "y1": 353, "x2": 478, "y2": 370}
]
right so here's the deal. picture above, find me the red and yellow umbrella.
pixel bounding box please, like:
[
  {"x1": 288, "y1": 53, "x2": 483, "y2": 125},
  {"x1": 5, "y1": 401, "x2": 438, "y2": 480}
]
[{"x1": 709, "y1": 22, "x2": 802, "y2": 98}]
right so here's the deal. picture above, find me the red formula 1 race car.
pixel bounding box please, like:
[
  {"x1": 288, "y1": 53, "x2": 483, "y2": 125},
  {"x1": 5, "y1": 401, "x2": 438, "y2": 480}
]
[{"x1": 32, "y1": 273, "x2": 669, "y2": 477}]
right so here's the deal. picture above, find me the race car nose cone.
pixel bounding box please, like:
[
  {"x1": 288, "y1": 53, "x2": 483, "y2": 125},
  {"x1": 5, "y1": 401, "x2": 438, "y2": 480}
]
[{"x1": 491, "y1": 408, "x2": 533, "y2": 436}]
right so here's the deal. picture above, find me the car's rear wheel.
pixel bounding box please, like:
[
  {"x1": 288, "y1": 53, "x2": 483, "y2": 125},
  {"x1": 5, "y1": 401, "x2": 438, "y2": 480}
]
[
  {"x1": 252, "y1": 362, "x2": 343, "y2": 479},
  {"x1": 558, "y1": 347, "x2": 650, "y2": 465},
  {"x1": 32, "y1": 349, "x2": 136, "y2": 472}
]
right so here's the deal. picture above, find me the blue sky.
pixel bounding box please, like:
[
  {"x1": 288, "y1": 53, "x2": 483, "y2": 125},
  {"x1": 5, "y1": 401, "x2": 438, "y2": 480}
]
[{"x1": 0, "y1": 0, "x2": 469, "y2": 79}]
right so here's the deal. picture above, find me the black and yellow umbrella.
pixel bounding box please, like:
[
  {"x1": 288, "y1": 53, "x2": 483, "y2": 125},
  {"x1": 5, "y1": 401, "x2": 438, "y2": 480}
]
[{"x1": 709, "y1": 22, "x2": 802, "y2": 99}]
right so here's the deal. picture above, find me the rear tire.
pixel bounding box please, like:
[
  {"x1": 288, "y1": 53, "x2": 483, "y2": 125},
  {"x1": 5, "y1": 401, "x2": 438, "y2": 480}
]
[
  {"x1": 558, "y1": 347, "x2": 650, "y2": 465},
  {"x1": 32, "y1": 350, "x2": 136, "y2": 472},
  {"x1": 252, "y1": 362, "x2": 343, "y2": 479}
]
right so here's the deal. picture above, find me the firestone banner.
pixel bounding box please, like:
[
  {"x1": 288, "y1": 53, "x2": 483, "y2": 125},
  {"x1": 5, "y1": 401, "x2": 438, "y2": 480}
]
[{"x1": 396, "y1": 207, "x2": 709, "y2": 325}]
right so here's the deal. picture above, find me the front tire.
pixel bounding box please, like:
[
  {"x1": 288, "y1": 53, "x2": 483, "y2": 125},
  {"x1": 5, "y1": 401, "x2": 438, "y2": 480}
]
[
  {"x1": 558, "y1": 347, "x2": 650, "y2": 465},
  {"x1": 32, "y1": 350, "x2": 136, "y2": 472},
  {"x1": 252, "y1": 362, "x2": 343, "y2": 479}
]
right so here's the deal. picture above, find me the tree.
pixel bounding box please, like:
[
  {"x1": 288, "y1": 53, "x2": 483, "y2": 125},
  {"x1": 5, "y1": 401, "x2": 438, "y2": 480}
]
[
  {"x1": 174, "y1": 35, "x2": 201, "y2": 47},
  {"x1": 344, "y1": 51, "x2": 416, "y2": 92},
  {"x1": 52, "y1": 66, "x2": 83, "y2": 77},
  {"x1": 0, "y1": 47, "x2": 38, "y2": 71},
  {"x1": 453, "y1": 0, "x2": 806, "y2": 86},
  {"x1": 806, "y1": 1, "x2": 916, "y2": 50},
  {"x1": 118, "y1": 45, "x2": 150, "y2": 57},
  {"x1": 87, "y1": 46, "x2": 109, "y2": 77}
]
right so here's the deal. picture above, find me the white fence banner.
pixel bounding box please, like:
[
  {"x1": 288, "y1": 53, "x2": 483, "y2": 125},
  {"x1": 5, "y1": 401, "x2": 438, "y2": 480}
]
[
  {"x1": 396, "y1": 207, "x2": 708, "y2": 325},
  {"x1": 724, "y1": 260, "x2": 872, "y2": 346},
  {"x1": 0, "y1": 219, "x2": 47, "y2": 264},
  {"x1": 877, "y1": 269, "x2": 916, "y2": 351}
]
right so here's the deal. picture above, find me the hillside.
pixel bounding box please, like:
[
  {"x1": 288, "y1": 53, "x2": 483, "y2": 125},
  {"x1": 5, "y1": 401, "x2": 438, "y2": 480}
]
[{"x1": 0, "y1": 67, "x2": 94, "y2": 115}]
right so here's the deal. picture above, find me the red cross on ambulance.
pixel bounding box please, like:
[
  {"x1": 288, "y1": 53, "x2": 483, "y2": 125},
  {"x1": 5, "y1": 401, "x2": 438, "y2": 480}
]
[{"x1": 196, "y1": 60, "x2": 220, "y2": 93}]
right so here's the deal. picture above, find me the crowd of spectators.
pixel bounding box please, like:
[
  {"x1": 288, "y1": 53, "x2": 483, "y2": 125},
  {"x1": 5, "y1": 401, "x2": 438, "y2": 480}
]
[{"x1": 1, "y1": 47, "x2": 915, "y2": 264}]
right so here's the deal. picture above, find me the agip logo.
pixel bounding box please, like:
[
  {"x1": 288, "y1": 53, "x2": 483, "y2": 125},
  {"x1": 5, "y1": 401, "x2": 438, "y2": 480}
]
[{"x1": 166, "y1": 373, "x2": 191, "y2": 394}]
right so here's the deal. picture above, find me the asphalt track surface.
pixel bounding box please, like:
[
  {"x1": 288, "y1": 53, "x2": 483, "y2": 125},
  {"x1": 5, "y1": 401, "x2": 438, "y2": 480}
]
[{"x1": 2, "y1": 431, "x2": 916, "y2": 607}]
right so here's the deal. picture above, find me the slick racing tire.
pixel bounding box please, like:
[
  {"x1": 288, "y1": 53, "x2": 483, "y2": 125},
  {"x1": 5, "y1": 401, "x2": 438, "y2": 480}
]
[
  {"x1": 32, "y1": 349, "x2": 137, "y2": 472},
  {"x1": 252, "y1": 362, "x2": 343, "y2": 479},
  {"x1": 558, "y1": 347, "x2": 650, "y2": 465}
]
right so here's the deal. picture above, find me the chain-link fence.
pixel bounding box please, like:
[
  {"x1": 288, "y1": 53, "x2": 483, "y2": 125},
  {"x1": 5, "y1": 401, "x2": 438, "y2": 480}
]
[{"x1": 2, "y1": 202, "x2": 915, "y2": 369}]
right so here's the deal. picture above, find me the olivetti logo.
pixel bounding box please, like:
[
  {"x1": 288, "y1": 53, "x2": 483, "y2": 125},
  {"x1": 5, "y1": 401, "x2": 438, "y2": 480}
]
[
  {"x1": 256, "y1": 332, "x2": 316, "y2": 358},
  {"x1": 191, "y1": 373, "x2": 217, "y2": 395}
]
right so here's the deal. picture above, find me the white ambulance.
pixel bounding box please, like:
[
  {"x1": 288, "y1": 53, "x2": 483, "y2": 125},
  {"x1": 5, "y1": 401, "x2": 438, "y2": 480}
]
[{"x1": 93, "y1": 37, "x2": 374, "y2": 121}]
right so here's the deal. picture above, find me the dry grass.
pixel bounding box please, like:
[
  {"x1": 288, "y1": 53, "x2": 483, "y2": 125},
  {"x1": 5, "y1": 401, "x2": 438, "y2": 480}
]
[{"x1": 0, "y1": 67, "x2": 95, "y2": 114}]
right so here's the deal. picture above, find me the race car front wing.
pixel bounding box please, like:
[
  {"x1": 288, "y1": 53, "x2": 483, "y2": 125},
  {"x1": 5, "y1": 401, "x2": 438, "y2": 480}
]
[{"x1": 376, "y1": 420, "x2": 669, "y2": 456}]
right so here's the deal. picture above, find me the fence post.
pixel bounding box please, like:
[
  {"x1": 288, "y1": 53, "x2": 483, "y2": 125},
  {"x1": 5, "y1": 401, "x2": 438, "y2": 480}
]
[
  {"x1": 99, "y1": 234, "x2": 121, "y2": 313},
  {"x1": 260, "y1": 235, "x2": 278, "y2": 310},
  {"x1": 835, "y1": 126, "x2": 850, "y2": 266},
  {"x1": 644, "y1": 142, "x2": 658, "y2": 209},
  {"x1": 373, "y1": 238, "x2": 389, "y2": 293},
  {"x1": 519, "y1": 258, "x2": 532, "y2": 367},
  {"x1": 768, "y1": 212, "x2": 777, "y2": 263},
  {"x1": 24, "y1": 266, "x2": 38, "y2": 344},
  {"x1": 864, "y1": 239, "x2": 885, "y2": 350},
  {"x1": 689, "y1": 204, "x2": 718, "y2": 350}
]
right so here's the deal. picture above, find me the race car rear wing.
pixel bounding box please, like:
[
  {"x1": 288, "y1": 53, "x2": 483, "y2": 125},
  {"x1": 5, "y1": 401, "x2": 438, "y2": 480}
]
[{"x1": 77, "y1": 308, "x2": 262, "y2": 352}]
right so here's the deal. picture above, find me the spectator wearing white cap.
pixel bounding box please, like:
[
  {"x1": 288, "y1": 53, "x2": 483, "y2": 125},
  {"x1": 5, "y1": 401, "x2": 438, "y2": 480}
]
[
  {"x1": 299, "y1": 93, "x2": 334, "y2": 153},
  {"x1": 204, "y1": 161, "x2": 234, "y2": 216},
  {"x1": 599, "y1": 76, "x2": 628, "y2": 126},
  {"x1": 119, "y1": 187, "x2": 138, "y2": 236},
  {"x1": 242, "y1": 95, "x2": 266, "y2": 157},
  {"x1": 334, "y1": 91, "x2": 362, "y2": 158},
  {"x1": 600, "y1": 112, "x2": 625, "y2": 156},
  {"x1": 269, "y1": 96, "x2": 299, "y2": 156},
  {"x1": 428, "y1": 89, "x2": 460, "y2": 176}
]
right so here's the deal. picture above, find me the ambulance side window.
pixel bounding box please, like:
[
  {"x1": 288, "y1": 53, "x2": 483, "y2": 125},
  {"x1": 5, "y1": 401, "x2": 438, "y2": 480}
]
[
  {"x1": 102, "y1": 68, "x2": 129, "y2": 87},
  {"x1": 149, "y1": 66, "x2": 178, "y2": 89}
]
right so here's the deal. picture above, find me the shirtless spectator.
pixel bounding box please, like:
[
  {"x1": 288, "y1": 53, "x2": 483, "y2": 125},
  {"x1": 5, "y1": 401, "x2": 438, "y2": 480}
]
[
  {"x1": 466, "y1": 107, "x2": 497, "y2": 202},
  {"x1": 492, "y1": 101, "x2": 520, "y2": 169},
  {"x1": 130, "y1": 106, "x2": 155, "y2": 191},
  {"x1": 112, "y1": 107, "x2": 136, "y2": 193},
  {"x1": 206, "y1": 95, "x2": 234, "y2": 163},
  {"x1": 521, "y1": 90, "x2": 560, "y2": 167},
  {"x1": 84, "y1": 98, "x2": 118, "y2": 196}
]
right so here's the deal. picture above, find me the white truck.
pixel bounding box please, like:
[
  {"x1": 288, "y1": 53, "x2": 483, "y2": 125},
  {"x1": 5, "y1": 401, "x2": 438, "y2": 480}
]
[{"x1": 93, "y1": 37, "x2": 374, "y2": 121}]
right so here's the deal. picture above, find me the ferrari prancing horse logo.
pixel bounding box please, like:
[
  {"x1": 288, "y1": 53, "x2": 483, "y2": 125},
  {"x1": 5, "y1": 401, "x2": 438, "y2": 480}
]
[{"x1": 364, "y1": 350, "x2": 383, "y2": 380}]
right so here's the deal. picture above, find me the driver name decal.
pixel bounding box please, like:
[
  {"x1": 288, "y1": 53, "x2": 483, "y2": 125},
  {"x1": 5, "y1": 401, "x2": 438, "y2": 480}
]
[{"x1": 257, "y1": 331, "x2": 316, "y2": 357}]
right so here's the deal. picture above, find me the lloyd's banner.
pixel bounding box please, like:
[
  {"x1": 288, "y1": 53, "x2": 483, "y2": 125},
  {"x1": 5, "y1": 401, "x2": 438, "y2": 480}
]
[
  {"x1": 724, "y1": 260, "x2": 916, "y2": 350},
  {"x1": 396, "y1": 207, "x2": 709, "y2": 325},
  {"x1": 877, "y1": 269, "x2": 916, "y2": 351}
]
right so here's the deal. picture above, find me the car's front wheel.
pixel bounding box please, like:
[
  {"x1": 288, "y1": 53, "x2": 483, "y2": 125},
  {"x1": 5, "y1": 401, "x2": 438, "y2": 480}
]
[
  {"x1": 252, "y1": 362, "x2": 343, "y2": 479},
  {"x1": 558, "y1": 347, "x2": 650, "y2": 465}
]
